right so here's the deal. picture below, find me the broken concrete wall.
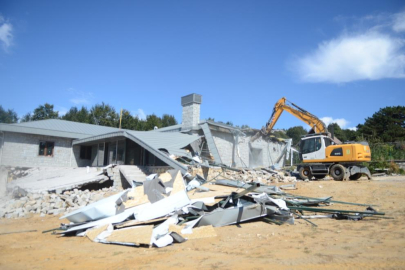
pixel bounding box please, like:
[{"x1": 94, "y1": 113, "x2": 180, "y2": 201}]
[
  {"x1": 210, "y1": 130, "x2": 285, "y2": 168},
  {"x1": 245, "y1": 135, "x2": 285, "y2": 168},
  {"x1": 0, "y1": 132, "x2": 74, "y2": 168}
]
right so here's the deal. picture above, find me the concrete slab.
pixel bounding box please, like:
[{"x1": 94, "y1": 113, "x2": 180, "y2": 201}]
[{"x1": 7, "y1": 167, "x2": 109, "y2": 193}]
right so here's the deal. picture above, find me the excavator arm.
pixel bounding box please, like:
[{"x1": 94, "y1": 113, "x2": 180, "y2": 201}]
[
  {"x1": 250, "y1": 97, "x2": 339, "y2": 144},
  {"x1": 263, "y1": 97, "x2": 327, "y2": 134}
]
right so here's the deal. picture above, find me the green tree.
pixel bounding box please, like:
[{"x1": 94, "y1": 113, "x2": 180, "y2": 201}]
[
  {"x1": 144, "y1": 114, "x2": 162, "y2": 130},
  {"x1": 161, "y1": 114, "x2": 177, "y2": 127},
  {"x1": 327, "y1": 123, "x2": 347, "y2": 142},
  {"x1": 89, "y1": 103, "x2": 119, "y2": 127},
  {"x1": 62, "y1": 106, "x2": 91, "y2": 123},
  {"x1": 273, "y1": 130, "x2": 289, "y2": 139},
  {"x1": 357, "y1": 106, "x2": 405, "y2": 142},
  {"x1": 30, "y1": 103, "x2": 59, "y2": 121},
  {"x1": 133, "y1": 117, "x2": 147, "y2": 131},
  {"x1": 240, "y1": 124, "x2": 250, "y2": 129},
  {"x1": 342, "y1": 128, "x2": 358, "y2": 141},
  {"x1": 0, "y1": 106, "x2": 18, "y2": 123},
  {"x1": 20, "y1": 113, "x2": 32, "y2": 122},
  {"x1": 119, "y1": 109, "x2": 138, "y2": 130},
  {"x1": 286, "y1": 126, "x2": 307, "y2": 145}
]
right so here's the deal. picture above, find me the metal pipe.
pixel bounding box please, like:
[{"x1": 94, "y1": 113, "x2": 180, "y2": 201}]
[{"x1": 289, "y1": 206, "x2": 385, "y2": 215}]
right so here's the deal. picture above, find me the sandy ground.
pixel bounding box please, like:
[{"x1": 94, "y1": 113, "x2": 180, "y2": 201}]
[{"x1": 0, "y1": 176, "x2": 405, "y2": 269}]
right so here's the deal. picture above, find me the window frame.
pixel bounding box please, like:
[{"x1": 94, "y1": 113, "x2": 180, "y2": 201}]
[
  {"x1": 38, "y1": 141, "x2": 55, "y2": 157},
  {"x1": 301, "y1": 137, "x2": 322, "y2": 154},
  {"x1": 324, "y1": 137, "x2": 333, "y2": 147},
  {"x1": 80, "y1": 145, "x2": 92, "y2": 160}
]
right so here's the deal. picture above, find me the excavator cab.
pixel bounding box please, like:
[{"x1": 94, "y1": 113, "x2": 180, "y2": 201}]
[
  {"x1": 298, "y1": 133, "x2": 372, "y2": 181},
  {"x1": 299, "y1": 133, "x2": 334, "y2": 162}
]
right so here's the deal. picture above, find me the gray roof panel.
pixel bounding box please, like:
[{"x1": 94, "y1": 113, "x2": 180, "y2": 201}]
[{"x1": 5, "y1": 119, "x2": 120, "y2": 137}]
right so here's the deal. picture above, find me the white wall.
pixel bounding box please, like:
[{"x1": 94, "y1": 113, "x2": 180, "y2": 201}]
[{"x1": 211, "y1": 130, "x2": 285, "y2": 168}]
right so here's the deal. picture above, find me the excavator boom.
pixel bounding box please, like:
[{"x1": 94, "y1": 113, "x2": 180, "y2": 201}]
[
  {"x1": 264, "y1": 97, "x2": 327, "y2": 134},
  {"x1": 250, "y1": 97, "x2": 340, "y2": 144}
]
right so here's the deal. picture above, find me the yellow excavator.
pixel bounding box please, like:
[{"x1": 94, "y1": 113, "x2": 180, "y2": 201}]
[{"x1": 252, "y1": 97, "x2": 372, "y2": 181}]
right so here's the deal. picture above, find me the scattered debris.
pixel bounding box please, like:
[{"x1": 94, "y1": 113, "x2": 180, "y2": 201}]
[{"x1": 42, "y1": 168, "x2": 386, "y2": 249}]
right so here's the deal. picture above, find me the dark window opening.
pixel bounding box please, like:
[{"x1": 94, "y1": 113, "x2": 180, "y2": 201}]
[
  {"x1": 315, "y1": 137, "x2": 322, "y2": 151},
  {"x1": 39, "y1": 141, "x2": 54, "y2": 157},
  {"x1": 301, "y1": 137, "x2": 322, "y2": 154},
  {"x1": 80, "y1": 145, "x2": 92, "y2": 160},
  {"x1": 324, "y1": 137, "x2": 332, "y2": 147}
]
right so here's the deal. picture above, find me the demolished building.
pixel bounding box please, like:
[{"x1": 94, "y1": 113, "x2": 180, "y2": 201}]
[{"x1": 0, "y1": 94, "x2": 288, "y2": 175}]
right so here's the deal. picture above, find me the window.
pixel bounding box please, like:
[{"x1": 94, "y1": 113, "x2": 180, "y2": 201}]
[
  {"x1": 324, "y1": 137, "x2": 333, "y2": 147},
  {"x1": 301, "y1": 137, "x2": 322, "y2": 154},
  {"x1": 39, "y1": 141, "x2": 54, "y2": 156},
  {"x1": 301, "y1": 138, "x2": 315, "y2": 154},
  {"x1": 80, "y1": 146, "x2": 92, "y2": 160},
  {"x1": 315, "y1": 137, "x2": 322, "y2": 151}
]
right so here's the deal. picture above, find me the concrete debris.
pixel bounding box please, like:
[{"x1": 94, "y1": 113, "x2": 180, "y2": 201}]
[
  {"x1": 38, "y1": 168, "x2": 386, "y2": 249},
  {"x1": 0, "y1": 186, "x2": 119, "y2": 219},
  {"x1": 188, "y1": 165, "x2": 298, "y2": 184}
]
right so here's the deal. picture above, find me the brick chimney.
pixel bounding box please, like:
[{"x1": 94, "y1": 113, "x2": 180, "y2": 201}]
[{"x1": 181, "y1": 93, "x2": 202, "y2": 130}]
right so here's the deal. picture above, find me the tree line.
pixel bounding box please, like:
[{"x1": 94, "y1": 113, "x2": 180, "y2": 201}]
[
  {"x1": 0, "y1": 103, "x2": 177, "y2": 131},
  {"x1": 1, "y1": 104, "x2": 404, "y2": 143},
  {"x1": 283, "y1": 106, "x2": 405, "y2": 146}
]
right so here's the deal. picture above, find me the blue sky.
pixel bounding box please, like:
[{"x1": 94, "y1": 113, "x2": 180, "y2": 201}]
[{"x1": 0, "y1": 0, "x2": 404, "y2": 130}]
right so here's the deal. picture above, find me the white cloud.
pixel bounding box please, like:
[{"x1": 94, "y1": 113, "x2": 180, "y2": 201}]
[
  {"x1": 67, "y1": 88, "x2": 93, "y2": 105},
  {"x1": 393, "y1": 11, "x2": 405, "y2": 32},
  {"x1": 321, "y1": 117, "x2": 349, "y2": 128},
  {"x1": 347, "y1": 127, "x2": 357, "y2": 131},
  {"x1": 134, "y1": 109, "x2": 146, "y2": 120},
  {"x1": 70, "y1": 98, "x2": 90, "y2": 105},
  {"x1": 293, "y1": 11, "x2": 405, "y2": 83},
  {"x1": 0, "y1": 15, "x2": 13, "y2": 52}
]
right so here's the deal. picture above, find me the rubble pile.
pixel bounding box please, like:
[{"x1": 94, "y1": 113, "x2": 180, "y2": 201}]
[
  {"x1": 43, "y1": 169, "x2": 385, "y2": 249},
  {"x1": 0, "y1": 187, "x2": 118, "y2": 219},
  {"x1": 222, "y1": 169, "x2": 297, "y2": 184}
]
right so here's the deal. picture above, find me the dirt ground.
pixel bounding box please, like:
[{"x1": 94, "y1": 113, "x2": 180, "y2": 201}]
[{"x1": 1, "y1": 176, "x2": 405, "y2": 269}]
